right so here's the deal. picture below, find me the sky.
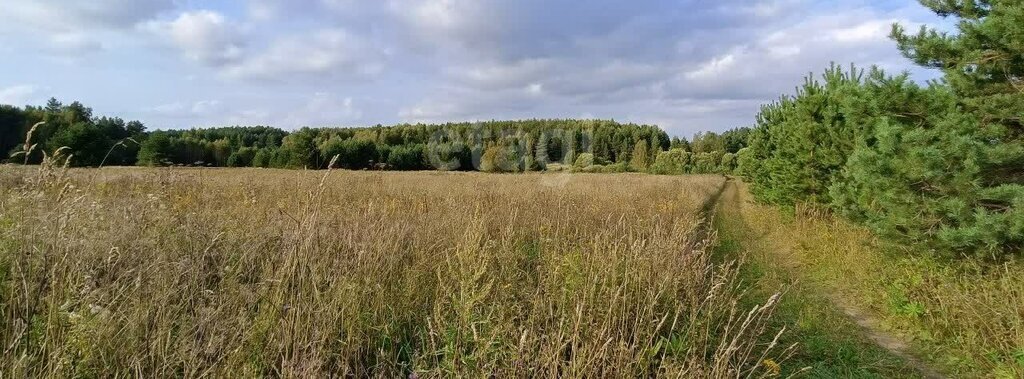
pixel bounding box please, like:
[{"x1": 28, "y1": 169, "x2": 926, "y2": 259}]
[{"x1": 0, "y1": 0, "x2": 948, "y2": 137}]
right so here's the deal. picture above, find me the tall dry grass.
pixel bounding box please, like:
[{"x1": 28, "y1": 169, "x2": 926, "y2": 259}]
[{"x1": 0, "y1": 163, "x2": 793, "y2": 377}]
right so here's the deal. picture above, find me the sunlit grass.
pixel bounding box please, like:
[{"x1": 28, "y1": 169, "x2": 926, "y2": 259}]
[{"x1": 0, "y1": 165, "x2": 793, "y2": 377}]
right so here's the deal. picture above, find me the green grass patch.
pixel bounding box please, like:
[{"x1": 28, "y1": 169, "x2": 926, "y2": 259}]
[{"x1": 712, "y1": 188, "x2": 922, "y2": 378}]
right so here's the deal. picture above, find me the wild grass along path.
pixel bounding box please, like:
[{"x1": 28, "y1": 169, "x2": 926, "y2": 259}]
[{"x1": 713, "y1": 179, "x2": 946, "y2": 379}]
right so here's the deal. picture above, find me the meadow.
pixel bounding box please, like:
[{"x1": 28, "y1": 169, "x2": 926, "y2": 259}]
[{"x1": 0, "y1": 163, "x2": 794, "y2": 377}]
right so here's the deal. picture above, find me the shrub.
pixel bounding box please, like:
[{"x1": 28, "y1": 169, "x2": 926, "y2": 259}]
[
  {"x1": 480, "y1": 144, "x2": 522, "y2": 173},
  {"x1": 572, "y1": 153, "x2": 594, "y2": 170},
  {"x1": 649, "y1": 149, "x2": 689, "y2": 175},
  {"x1": 385, "y1": 144, "x2": 427, "y2": 170}
]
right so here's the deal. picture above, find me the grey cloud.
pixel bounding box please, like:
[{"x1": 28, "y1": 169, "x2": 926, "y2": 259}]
[{"x1": 4, "y1": 0, "x2": 174, "y2": 31}]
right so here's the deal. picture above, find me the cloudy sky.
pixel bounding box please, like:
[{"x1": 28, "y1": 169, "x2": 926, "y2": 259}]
[{"x1": 0, "y1": 0, "x2": 946, "y2": 136}]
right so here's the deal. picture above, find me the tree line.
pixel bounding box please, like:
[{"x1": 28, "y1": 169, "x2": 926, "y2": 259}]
[
  {"x1": 737, "y1": 0, "x2": 1022, "y2": 258},
  {"x1": 3, "y1": 103, "x2": 752, "y2": 174},
  {"x1": 1, "y1": 99, "x2": 145, "y2": 167}
]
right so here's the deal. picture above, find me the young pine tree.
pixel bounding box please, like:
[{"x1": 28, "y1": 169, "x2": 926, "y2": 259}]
[{"x1": 851, "y1": 0, "x2": 1024, "y2": 255}]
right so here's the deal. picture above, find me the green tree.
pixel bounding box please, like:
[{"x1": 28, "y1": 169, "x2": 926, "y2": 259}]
[
  {"x1": 480, "y1": 144, "x2": 520, "y2": 173},
  {"x1": 138, "y1": 132, "x2": 173, "y2": 166},
  {"x1": 650, "y1": 149, "x2": 689, "y2": 175},
  {"x1": 572, "y1": 153, "x2": 594, "y2": 170},
  {"x1": 827, "y1": 0, "x2": 1024, "y2": 255},
  {"x1": 735, "y1": 147, "x2": 755, "y2": 178},
  {"x1": 535, "y1": 132, "x2": 550, "y2": 170},
  {"x1": 721, "y1": 127, "x2": 752, "y2": 153},
  {"x1": 746, "y1": 65, "x2": 867, "y2": 205},
  {"x1": 630, "y1": 139, "x2": 650, "y2": 171},
  {"x1": 48, "y1": 122, "x2": 114, "y2": 167},
  {"x1": 720, "y1": 152, "x2": 737, "y2": 174},
  {"x1": 691, "y1": 132, "x2": 725, "y2": 154},
  {"x1": 251, "y1": 148, "x2": 273, "y2": 168},
  {"x1": 276, "y1": 128, "x2": 320, "y2": 168},
  {"x1": 0, "y1": 105, "x2": 26, "y2": 160},
  {"x1": 385, "y1": 144, "x2": 426, "y2": 170},
  {"x1": 227, "y1": 147, "x2": 258, "y2": 167}
]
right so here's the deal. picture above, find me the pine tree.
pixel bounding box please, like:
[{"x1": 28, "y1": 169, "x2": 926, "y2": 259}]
[
  {"x1": 535, "y1": 132, "x2": 549, "y2": 170},
  {"x1": 845, "y1": 0, "x2": 1024, "y2": 255}
]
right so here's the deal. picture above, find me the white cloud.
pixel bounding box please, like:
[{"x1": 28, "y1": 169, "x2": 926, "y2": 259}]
[
  {"x1": 389, "y1": 3, "x2": 941, "y2": 134},
  {"x1": 459, "y1": 58, "x2": 555, "y2": 90},
  {"x1": 147, "y1": 9, "x2": 382, "y2": 83},
  {"x1": 828, "y1": 20, "x2": 896, "y2": 43},
  {"x1": 0, "y1": 85, "x2": 41, "y2": 106},
  {"x1": 282, "y1": 92, "x2": 363, "y2": 127},
  {"x1": 147, "y1": 100, "x2": 221, "y2": 116},
  {"x1": 0, "y1": 0, "x2": 172, "y2": 56},
  {"x1": 0, "y1": 0, "x2": 947, "y2": 135},
  {"x1": 685, "y1": 53, "x2": 738, "y2": 80},
  {"x1": 147, "y1": 11, "x2": 245, "y2": 66},
  {"x1": 223, "y1": 29, "x2": 384, "y2": 81},
  {"x1": 191, "y1": 100, "x2": 221, "y2": 114},
  {"x1": 46, "y1": 33, "x2": 104, "y2": 54}
]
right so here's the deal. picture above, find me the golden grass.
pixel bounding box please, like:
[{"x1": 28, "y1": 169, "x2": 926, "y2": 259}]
[
  {"x1": 0, "y1": 165, "x2": 794, "y2": 377},
  {"x1": 725, "y1": 181, "x2": 1024, "y2": 378}
]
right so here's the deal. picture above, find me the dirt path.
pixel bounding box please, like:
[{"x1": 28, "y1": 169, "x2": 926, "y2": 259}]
[
  {"x1": 827, "y1": 296, "x2": 945, "y2": 379},
  {"x1": 715, "y1": 180, "x2": 946, "y2": 379}
]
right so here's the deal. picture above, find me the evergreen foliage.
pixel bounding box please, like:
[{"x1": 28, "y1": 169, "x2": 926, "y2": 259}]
[{"x1": 745, "y1": 0, "x2": 1024, "y2": 257}]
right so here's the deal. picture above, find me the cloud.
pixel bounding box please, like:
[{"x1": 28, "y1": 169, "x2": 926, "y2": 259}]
[
  {"x1": 387, "y1": 2, "x2": 940, "y2": 135},
  {"x1": 281, "y1": 92, "x2": 363, "y2": 127},
  {"x1": 45, "y1": 33, "x2": 105, "y2": 55},
  {"x1": 146, "y1": 9, "x2": 384, "y2": 83},
  {"x1": 0, "y1": 85, "x2": 41, "y2": 106},
  {"x1": 146, "y1": 11, "x2": 245, "y2": 66},
  {"x1": 223, "y1": 29, "x2": 384, "y2": 81},
  {"x1": 4, "y1": 0, "x2": 174, "y2": 30},
  {"x1": 685, "y1": 54, "x2": 738, "y2": 81},
  {"x1": 0, "y1": 0, "x2": 948, "y2": 135},
  {"x1": 0, "y1": 0, "x2": 173, "y2": 55},
  {"x1": 147, "y1": 100, "x2": 222, "y2": 117}
]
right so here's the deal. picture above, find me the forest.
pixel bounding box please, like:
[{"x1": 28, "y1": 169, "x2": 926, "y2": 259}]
[{"x1": 1, "y1": 103, "x2": 751, "y2": 174}]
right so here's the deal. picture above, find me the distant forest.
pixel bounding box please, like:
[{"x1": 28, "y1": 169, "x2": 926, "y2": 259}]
[{"x1": 0, "y1": 101, "x2": 750, "y2": 174}]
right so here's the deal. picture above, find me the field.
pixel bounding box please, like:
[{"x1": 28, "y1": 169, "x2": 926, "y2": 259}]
[{"x1": 0, "y1": 165, "x2": 794, "y2": 377}]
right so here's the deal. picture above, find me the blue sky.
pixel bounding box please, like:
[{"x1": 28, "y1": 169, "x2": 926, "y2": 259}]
[{"x1": 0, "y1": 0, "x2": 946, "y2": 137}]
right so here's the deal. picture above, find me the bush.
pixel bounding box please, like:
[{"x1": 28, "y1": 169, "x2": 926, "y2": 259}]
[
  {"x1": 385, "y1": 144, "x2": 427, "y2": 170},
  {"x1": 572, "y1": 153, "x2": 594, "y2": 170},
  {"x1": 226, "y1": 147, "x2": 257, "y2": 167},
  {"x1": 480, "y1": 145, "x2": 522, "y2": 173},
  {"x1": 691, "y1": 151, "x2": 724, "y2": 174},
  {"x1": 649, "y1": 149, "x2": 689, "y2": 175},
  {"x1": 735, "y1": 148, "x2": 754, "y2": 178}
]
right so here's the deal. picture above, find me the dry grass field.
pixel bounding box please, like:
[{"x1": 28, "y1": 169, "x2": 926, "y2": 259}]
[{"x1": 0, "y1": 164, "x2": 794, "y2": 377}]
